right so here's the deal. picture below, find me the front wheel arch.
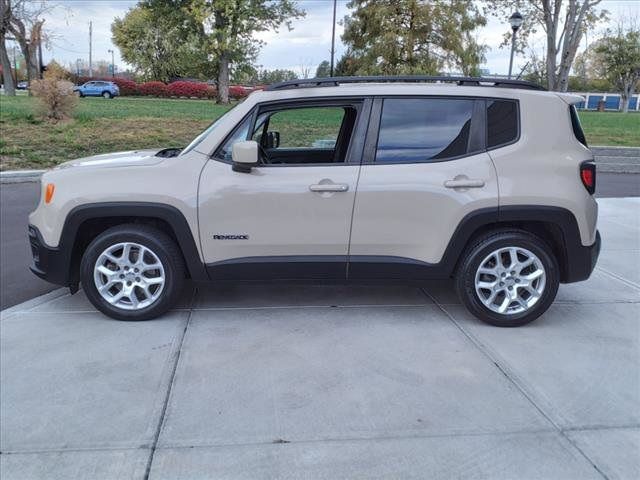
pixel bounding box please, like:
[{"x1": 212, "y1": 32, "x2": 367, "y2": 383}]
[{"x1": 60, "y1": 203, "x2": 209, "y2": 289}]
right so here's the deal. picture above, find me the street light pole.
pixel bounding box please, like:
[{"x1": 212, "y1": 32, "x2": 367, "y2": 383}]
[
  {"x1": 508, "y1": 11, "x2": 523, "y2": 79},
  {"x1": 330, "y1": 0, "x2": 337, "y2": 77},
  {"x1": 108, "y1": 49, "x2": 114, "y2": 77}
]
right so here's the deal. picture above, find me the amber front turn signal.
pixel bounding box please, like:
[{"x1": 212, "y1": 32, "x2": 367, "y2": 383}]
[{"x1": 45, "y1": 183, "x2": 55, "y2": 204}]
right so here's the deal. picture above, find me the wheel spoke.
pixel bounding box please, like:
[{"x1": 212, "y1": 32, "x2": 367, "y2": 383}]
[
  {"x1": 524, "y1": 269, "x2": 544, "y2": 281},
  {"x1": 497, "y1": 296, "x2": 511, "y2": 313},
  {"x1": 122, "y1": 244, "x2": 132, "y2": 263},
  {"x1": 477, "y1": 281, "x2": 497, "y2": 290},
  {"x1": 96, "y1": 265, "x2": 116, "y2": 278},
  {"x1": 107, "y1": 290, "x2": 125, "y2": 304},
  {"x1": 508, "y1": 248, "x2": 519, "y2": 268}
]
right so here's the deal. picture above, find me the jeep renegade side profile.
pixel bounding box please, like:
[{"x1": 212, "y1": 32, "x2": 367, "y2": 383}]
[{"x1": 28, "y1": 76, "x2": 600, "y2": 327}]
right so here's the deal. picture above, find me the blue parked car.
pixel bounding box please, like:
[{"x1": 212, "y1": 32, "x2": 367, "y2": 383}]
[{"x1": 74, "y1": 80, "x2": 119, "y2": 99}]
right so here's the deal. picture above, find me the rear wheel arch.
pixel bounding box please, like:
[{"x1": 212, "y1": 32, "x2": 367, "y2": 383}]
[
  {"x1": 60, "y1": 203, "x2": 208, "y2": 289},
  {"x1": 444, "y1": 206, "x2": 580, "y2": 282}
]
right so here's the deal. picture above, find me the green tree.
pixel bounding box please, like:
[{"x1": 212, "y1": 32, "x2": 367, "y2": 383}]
[
  {"x1": 594, "y1": 25, "x2": 640, "y2": 113},
  {"x1": 484, "y1": 1, "x2": 608, "y2": 91},
  {"x1": 112, "y1": 4, "x2": 209, "y2": 82},
  {"x1": 341, "y1": 0, "x2": 487, "y2": 76},
  {"x1": 315, "y1": 60, "x2": 331, "y2": 77},
  {"x1": 187, "y1": 0, "x2": 304, "y2": 103},
  {"x1": 256, "y1": 68, "x2": 297, "y2": 84}
]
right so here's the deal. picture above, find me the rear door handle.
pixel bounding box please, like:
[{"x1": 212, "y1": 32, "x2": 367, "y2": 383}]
[
  {"x1": 309, "y1": 183, "x2": 349, "y2": 193},
  {"x1": 444, "y1": 179, "x2": 485, "y2": 189}
]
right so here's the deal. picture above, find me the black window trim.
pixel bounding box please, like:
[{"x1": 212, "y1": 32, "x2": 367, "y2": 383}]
[
  {"x1": 212, "y1": 96, "x2": 372, "y2": 168},
  {"x1": 485, "y1": 98, "x2": 521, "y2": 152}
]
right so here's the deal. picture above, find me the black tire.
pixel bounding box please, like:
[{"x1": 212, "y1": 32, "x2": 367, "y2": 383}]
[
  {"x1": 75, "y1": 91, "x2": 83, "y2": 97},
  {"x1": 455, "y1": 229, "x2": 559, "y2": 327},
  {"x1": 80, "y1": 224, "x2": 185, "y2": 321},
  {"x1": 102, "y1": 91, "x2": 112, "y2": 99}
]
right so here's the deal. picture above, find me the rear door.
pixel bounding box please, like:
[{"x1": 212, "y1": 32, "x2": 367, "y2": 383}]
[{"x1": 348, "y1": 96, "x2": 500, "y2": 278}]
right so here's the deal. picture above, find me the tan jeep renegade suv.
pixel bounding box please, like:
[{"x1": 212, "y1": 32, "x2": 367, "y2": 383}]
[{"x1": 28, "y1": 76, "x2": 600, "y2": 326}]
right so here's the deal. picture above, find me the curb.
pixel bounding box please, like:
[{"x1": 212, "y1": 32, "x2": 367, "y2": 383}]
[{"x1": 0, "y1": 169, "x2": 45, "y2": 184}]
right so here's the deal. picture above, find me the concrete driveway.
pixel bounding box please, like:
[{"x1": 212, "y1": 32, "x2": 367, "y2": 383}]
[{"x1": 1, "y1": 198, "x2": 638, "y2": 480}]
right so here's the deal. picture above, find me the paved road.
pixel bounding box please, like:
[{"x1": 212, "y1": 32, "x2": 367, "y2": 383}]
[
  {"x1": 1, "y1": 172, "x2": 639, "y2": 310},
  {"x1": 0, "y1": 182, "x2": 54, "y2": 309}
]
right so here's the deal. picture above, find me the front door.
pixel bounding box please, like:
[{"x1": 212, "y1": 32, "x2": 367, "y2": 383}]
[
  {"x1": 198, "y1": 99, "x2": 370, "y2": 280},
  {"x1": 349, "y1": 96, "x2": 500, "y2": 278}
]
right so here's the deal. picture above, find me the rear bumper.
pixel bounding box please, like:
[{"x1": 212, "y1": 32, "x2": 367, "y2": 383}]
[
  {"x1": 563, "y1": 230, "x2": 601, "y2": 283},
  {"x1": 28, "y1": 225, "x2": 70, "y2": 287}
]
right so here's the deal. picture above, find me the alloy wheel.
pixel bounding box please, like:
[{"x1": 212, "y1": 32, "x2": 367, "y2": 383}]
[
  {"x1": 93, "y1": 242, "x2": 165, "y2": 310},
  {"x1": 474, "y1": 246, "x2": 546, "y2": 315}
]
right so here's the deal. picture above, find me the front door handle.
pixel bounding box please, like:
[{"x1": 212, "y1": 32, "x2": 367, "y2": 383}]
[
  {"x1": 444, "y1": 178, "x2": 485, "y2": 189},
  {"x1": 309, "y1": 183, "x2": 349, "y2": 193}
]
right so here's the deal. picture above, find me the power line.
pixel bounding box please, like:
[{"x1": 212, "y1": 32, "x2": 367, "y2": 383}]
[{"x1": 50, "y1": 42, "x2": 88, "y2": 55}]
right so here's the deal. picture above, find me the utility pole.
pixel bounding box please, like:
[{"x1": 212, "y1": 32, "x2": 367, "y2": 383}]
[
  {"x1": 88, "y1": 21, "x2": 93, "y2": 77},
  {"x1": 108, "y1": 49, "x2": 114, "y2": 77},
  {"x1": 329, "y1": 0, "x2": 337, "y2": 77},
  {"x1": 38, "y1": 36, "x2": 44, "y2": 79},
  {"x1": 12, "y1": 45, "x2": 18, "y2": 84}
]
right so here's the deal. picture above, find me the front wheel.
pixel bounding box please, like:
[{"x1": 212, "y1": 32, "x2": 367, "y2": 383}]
[
  {"x1": 455, "y1": 230, "x2": 559, "y2": 327},
  {"x1": 80, "y1": 225, "x2": 185, "y2": 320}
]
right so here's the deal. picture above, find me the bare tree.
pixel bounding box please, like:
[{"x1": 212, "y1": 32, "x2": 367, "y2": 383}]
[
  {"x1": 486, "y1": 1, "x2": 607, "y2": 91},
  {"x1": 4, "y1": 0, "x2": 50, "y2": 89},
  {"x1": 1, "y1": 0, "x2": 16, "y2": 94},
  {"x1": 298, "y1": 58, "x2": 313, "y2": 79}
]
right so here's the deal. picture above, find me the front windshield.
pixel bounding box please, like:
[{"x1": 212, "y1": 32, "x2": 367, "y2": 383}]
[{"x1": 180, "y1": 103, "x2": 241, "y2": 156}]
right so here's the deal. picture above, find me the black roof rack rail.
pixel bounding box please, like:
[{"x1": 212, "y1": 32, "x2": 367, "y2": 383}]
[{"x1": 265, "y1": 75, "x2": 546, "y2": 91}]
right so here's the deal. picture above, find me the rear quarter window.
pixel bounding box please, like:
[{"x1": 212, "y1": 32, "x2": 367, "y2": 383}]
[
  {"x1": 569, "y1": 105, "x2": 588, "y2": 147},
  {"x1": 486, "y1": 100, "x2": 519, "y2": 149}
]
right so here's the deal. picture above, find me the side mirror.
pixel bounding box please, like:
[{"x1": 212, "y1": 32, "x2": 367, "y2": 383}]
[{"x1": 231, "y1": 140, "x2": 259, "y2": 173}]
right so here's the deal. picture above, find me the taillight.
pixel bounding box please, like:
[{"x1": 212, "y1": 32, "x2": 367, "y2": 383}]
[{"x1": 580, "y1": 161, "x2": 596, "y2": 195}]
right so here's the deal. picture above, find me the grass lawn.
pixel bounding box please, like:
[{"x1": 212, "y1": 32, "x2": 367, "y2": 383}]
[
  {"x1": 576, "y1": 111, "x2": 640, "y2": 147},
  {"x1": 1, "y1": 95, "x2": 638, "y2": 170}
]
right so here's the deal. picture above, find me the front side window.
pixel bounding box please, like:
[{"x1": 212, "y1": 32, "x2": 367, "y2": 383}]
[
  {"x1": 253, "y1": 107, "x2": 345, "y2": 150},
  {"x1": 253, "y1": 104, "x2": 360, "y2": 165},
  {"x1": 486, "y1": 100, "x2": 518, "y2": 148},
  {"x1": 375, "y1": 98, "x2": 474, "y2": 163}
]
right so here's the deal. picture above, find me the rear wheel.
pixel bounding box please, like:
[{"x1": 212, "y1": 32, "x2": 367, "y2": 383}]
[
  {"x1": 102, "y1": 91, "x2": 112, "y2": 99},
  {"x1": 80, "y1": 225, "x2": 185, "y2": 320},
  {"x1": 455, "y1": 230, "x2": 559, "y2": 327}
]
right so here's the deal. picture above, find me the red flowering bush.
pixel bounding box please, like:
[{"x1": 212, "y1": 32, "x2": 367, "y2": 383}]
[
  {"x1": 167, "y1": 81, "x2": 212, "y2": 98},
  {"x1": 111, "y1": 78, "x2": 138, "y2": 96},
  {"x1": 138, "y1": 81, "x2": 168, "y2": 97},
  {"x1": 229, "y1": 85, "x2": 249, "y2": 99}
]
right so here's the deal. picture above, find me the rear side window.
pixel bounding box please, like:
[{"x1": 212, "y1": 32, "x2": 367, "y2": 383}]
[
  {"x1": 569, "y1": 105, "x2": 588, "y2": 147},
  {"x1": 376, "y1": 98, "x2": 474, "y2": 163},
  {"x1": 486, "y1": 100, "x2": 518, "y2": 148}
]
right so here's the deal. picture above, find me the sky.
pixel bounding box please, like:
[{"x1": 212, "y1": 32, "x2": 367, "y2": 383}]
[{"x1": 13, "y1": 0, "x2": 640, "y2": 77}]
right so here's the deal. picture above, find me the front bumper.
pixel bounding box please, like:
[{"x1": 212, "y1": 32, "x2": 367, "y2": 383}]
[
  {"x1": 28, "y1": 225, "x2": 70, "y2": 287},
  {"x1": 563, "y1": 230, "x2": 601, "y2": 283}
]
